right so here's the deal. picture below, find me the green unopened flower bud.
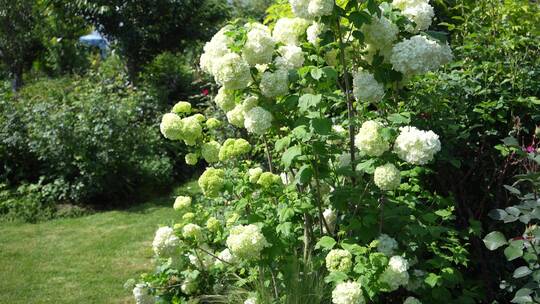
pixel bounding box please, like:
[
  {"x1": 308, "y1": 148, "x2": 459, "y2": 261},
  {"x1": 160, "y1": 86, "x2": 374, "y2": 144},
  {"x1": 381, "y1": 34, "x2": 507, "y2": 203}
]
[
  {"x1": 185, "y1": 153, "x2": 198, "y2": 165},
  {"x1": 173, "y1": 196, "x2": 192, "y2": 210},
  {"x1": 183, "y1": 212, "x2": 196, "y2": 221},
  {"x1": 172, "y1": 101, "x2": 192, "y2": 114},
  {"x1": 206, "y1": 118, "x2": 221, "y2": 129}
]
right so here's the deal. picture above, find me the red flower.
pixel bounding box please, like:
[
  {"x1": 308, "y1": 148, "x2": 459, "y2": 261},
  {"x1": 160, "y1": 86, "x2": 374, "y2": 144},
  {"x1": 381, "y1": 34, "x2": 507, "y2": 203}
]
[{"x1": 202, "y1": 89, "x2": 209, "y2": 96}]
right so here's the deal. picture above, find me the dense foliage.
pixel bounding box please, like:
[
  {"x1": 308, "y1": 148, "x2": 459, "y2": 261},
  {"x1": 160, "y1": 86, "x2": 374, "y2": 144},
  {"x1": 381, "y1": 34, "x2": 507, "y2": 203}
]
[
  {"x1": 0, "y1": 57, "x2": 176, "y2": 220},
  {"x1": 53, "y1": 0, "x2": 231, "y2": 80}
]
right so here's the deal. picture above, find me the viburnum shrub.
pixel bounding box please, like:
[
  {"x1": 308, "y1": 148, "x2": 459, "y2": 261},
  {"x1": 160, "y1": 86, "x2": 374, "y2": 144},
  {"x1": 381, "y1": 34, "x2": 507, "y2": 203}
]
[{"x1": 131, "y1": 0, "x2": 475, "y2": 303}]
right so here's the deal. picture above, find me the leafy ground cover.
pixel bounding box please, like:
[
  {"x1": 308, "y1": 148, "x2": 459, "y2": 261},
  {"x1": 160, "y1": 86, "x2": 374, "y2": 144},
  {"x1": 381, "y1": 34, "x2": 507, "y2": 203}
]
[{"x1": 0, "y1": 181, "x2": 199, "y2": 304}]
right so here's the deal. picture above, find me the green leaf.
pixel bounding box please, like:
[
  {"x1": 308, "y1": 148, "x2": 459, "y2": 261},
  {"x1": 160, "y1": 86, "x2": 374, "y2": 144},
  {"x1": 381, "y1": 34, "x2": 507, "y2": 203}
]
[
  {"x1": 504, "y1": 244, "x2": 523, "y2": 261},
  {"x1": 425, "y1": 31, "x2": 448, "y2": 43},
  {"x1": 315, "y1": 236, "x2": 336, "y2": 251},
  {"x1": 341, "y1": 243, "x2": 367, "y2": 256},
  {"x1": 310, "y1": 67, "x2": 323, "y2": 80},
  {"x1": 324, "y1": 271, "x2": 348, "y2": 284},
  {"x1": 296, "y1": 165, "x2": 313, "y2": 185},
  {"x1": 356, "y1": 159, "x2": 376, "y2": 174},
  {"x1": 425, "y1": 273, "x2": 441, "y2": 287},
  {"x1": 281, "y1": 145, "x2": 302, "y2": 168},
  {"x1": 513, "y1": 266, "x2": 532, "y2": 278},
  {"x1": 387, "y1": 112, "x2": 411, "y2": 124},
  {"x1": 348, "y1": 11, "x2": 371, "y2": 28},
  {"x1": 298, "y1": 94, "x2": 322, "y2": 112},
  {"x1": 483, "y1": 231, "x2": 507, "y2": 250},
  {"x1": 502, "y1": 136, "x2": 519, "y2": 147},
  {"x1": 504, "y1": 185, "x2": 521, "y2": 195},
  {"x1": 275, "y1": 136, "x2": 291, "y2": 152},
  {"x1": 488, "y1": 209, "x2": 507, "y2": 221},
  {"x1": 511, "y1": 288, "x2": 533, "y2": 303},
  {"x1": 311, "y1": 118, "x2": 332, "y2": 135}
]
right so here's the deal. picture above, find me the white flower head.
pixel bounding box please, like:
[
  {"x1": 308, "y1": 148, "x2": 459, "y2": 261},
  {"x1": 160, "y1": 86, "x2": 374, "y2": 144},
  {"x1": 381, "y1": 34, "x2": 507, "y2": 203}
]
[
  {"x1": 332, "y1": 281, "x2": 365, "y2": 304},
  {"x1": 393, "y1": 126, "x2": 441, "y2": 165},
  {"x1": 376, "y1": 234, "x2": 398, "y2": 256},
  {"x1": 152, "y1": 226, "x2": 180, "y2": 257},
  {"x1": 307, "y1": 22, "x2": 325, "y2": 46},
  {"x1": 243, "y1": 23, "x2": 276, "y2": 66},
  {"x1": 354, "y1": 120, "x2": 390, "y2": 156},
  {"x1": 275, "y1": 45, "x2": 305, "y2": 70},
  {"x1": 244, "y1": 106, "x2": 273, "y2": 135},
  {"x1": 133, "y1": 283, "x2": 155, "y2": 304},
  {"x1": 353, "y1": 70, "x2": 385, "y2": 103},
  {"x1": 326, "y1": 249, "x2": 353, "y2": 273},
  {"x1": 226, "y1": 224, "x2": 269, "y2": 260},
  {"x1": 273, "y1": 17, "x2": 310, "y2": 45},
  {"x1": 404, "y1": 296, "x2": 422, "y2": 304},
  {"x1": 374, "y1": 163, "x2": 401, "y2": 191},
  {"x1": 214, "y1": 52, "x2": 252, "y2": 90},
  {"x1": 289, "y1": 0, "x2": 334, "y2": 19},
  {"x1": 361, "y1": 15, "x2": 398, "y2": 50},
  {"x1": 260, "y1": 69, "x2": 289, "y2": 98},
  {"x1": 402, "y1": 3, "x2": 435, "y2": 32},
  {"x1": 390, "y1": 35, "x2": 453, "y2": 76}
]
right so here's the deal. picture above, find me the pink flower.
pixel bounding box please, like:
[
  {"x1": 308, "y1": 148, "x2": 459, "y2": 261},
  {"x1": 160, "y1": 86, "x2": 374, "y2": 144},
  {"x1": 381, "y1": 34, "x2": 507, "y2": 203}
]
[
  {"x1": 202, "y1": 89, "x2": 209, "y2": 96},
  {"x1": 525, "y1": 146, "x2": 535, "y2": 153}
]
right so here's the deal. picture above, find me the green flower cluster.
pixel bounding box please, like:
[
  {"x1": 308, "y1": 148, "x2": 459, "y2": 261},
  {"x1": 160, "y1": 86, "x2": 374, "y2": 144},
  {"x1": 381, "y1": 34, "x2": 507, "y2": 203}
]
[
  {"x1": 219, "y1": 138, "x2": 251, "y2": 161},
  {"x1": 198, "y1": 167, "x2": 225, "y2": 197}
]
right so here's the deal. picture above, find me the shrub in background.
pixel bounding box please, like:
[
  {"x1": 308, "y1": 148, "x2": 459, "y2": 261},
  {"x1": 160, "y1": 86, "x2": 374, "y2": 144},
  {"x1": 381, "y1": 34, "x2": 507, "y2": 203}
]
[{"x1": 0, "y1": 56, "x2": 177, "y2": 216}]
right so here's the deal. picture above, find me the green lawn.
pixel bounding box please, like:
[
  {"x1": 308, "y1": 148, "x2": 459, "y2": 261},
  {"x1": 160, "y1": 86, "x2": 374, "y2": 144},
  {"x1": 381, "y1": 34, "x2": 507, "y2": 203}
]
[{"x1": 0, "y1": 181, "x2": 199, "y2": 304}]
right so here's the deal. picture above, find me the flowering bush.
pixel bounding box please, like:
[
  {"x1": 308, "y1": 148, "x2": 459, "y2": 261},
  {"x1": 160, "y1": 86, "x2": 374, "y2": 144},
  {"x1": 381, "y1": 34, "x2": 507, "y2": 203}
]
[{"x1": 131, "y1": 0, "x2": 475, "y2": 303}]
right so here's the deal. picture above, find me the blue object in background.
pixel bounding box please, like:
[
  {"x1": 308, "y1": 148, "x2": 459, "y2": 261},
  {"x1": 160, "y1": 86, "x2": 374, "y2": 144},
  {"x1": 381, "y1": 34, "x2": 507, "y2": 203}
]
[{"x1": 79, "y1": 31, "x2": 109, "y2": 58}]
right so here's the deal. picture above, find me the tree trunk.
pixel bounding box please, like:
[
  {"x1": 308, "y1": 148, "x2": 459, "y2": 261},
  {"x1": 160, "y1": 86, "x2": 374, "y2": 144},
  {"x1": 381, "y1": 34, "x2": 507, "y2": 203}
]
[{"x1": 11, "y1": 66, "x2": 23, "y2": 92}]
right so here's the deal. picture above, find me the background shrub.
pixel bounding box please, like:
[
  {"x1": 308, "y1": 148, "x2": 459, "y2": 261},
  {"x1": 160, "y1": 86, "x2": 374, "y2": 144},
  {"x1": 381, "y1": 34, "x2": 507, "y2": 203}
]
[{"x1": 0, "y1": 56, "x2": 179, "y2": 213}]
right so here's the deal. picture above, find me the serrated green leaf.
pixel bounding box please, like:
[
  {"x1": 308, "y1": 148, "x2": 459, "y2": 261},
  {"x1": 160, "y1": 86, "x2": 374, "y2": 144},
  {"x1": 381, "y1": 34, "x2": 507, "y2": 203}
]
[{"x1": 315, "y1": 236, "x2": 336, "y2": 250}]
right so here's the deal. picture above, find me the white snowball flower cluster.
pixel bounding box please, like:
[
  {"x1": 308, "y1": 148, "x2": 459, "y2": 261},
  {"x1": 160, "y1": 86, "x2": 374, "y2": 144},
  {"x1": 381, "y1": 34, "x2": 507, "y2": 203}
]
[
  {"x1": 215, "y1": 248, "x2": 236, "y2": 266},
  {"x1": 215, "y1": 87, "x2": 236, "y2": 112},
  {"x1": 173, "y1": 196, "x2": 192, "y2": 210},
  {"x1": 390, "y1": 35, "x2": 453, "y2": 76},
  {"x1": 200, "y1": 25, "x2": 253, "y2": 90},
  {"x1": 182, "y1": 223, "x2": 203, "y2": 240},
  {"x1": 332, "y1": 281, "x2": 365, "y2": 304},
  {"x1": 273, "y1": 18, "x2": 310, "y2": 45},
  {"x1": 353, "y1": 70, "x2": 385, "y2": 103},
  {"x1": 377, "y1": 234, "x2": 398, "y2": 256},
  {"x1": 307, "y1": 22, "x2": 324, "y2": 46},
  {"x1": 380, "y1": 256, "x2": 410, "y2": 291},
  {"x1": 323, "y1": 208, "x2": 337, "y2": 233},
  {"x1": 394, "y1": 126, "x2": 441, "y2": 165},
  {"x1": 226, "y1": 224, "x2": 269, "y2": 260},
  {"x1": 404, "y1": 297, "x2": 422, "y2": 304},
  {"x1": 289, "y1": 0, "x2": 334, "y2": 19},
  {"x1": 275, "y1": 45, "x2": 305, "y2": 70},
  {"x1": 152, "y1": 226, "x2": 180, "y2": 257},
  {"x1": 326, "y1": 249, "x2": 353, "y2": 273},
  {"x1": 260, "y1": 69, "x2": 289, "y2": 98},
  {"x1": 361, "y1": 15, "x2": 398, "y2": 50},
  {"x1": 402, "y1": 3, "x2": 434, "y2": 32},
  {"x1": 354, "y1": 120, "x2": 390, "y2": 156},
  {"x1": 243, "y1": 23, "x2": 276, "y2": 66},
  {"x1": 392, "y1": 0, "x2": 434, "y2": 32},
  {"x1": 213, "y1": 52, "x2": 252, "y2": 90},
  {"x1": 133, "y1": 284, "x2": 155, "y2": 304},
  {"x1": 374, "y1": 163, "x2": 401, "y2": 191},
  {"x1": 200, "y1": 26, "x2": 233, "y2": 75},
  {"x1": 226, "y1": 96, "x2": 258, "y2": 128},
  {"x1": 244, "y1": 106, "x2": 273, "y2": 135}
]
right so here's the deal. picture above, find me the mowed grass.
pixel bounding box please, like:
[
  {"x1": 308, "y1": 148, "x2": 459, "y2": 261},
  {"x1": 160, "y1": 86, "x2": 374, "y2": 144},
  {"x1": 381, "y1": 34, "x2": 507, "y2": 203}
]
[{"x1": 0, "y1": 181, "x2": 200, "y2": 304}]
